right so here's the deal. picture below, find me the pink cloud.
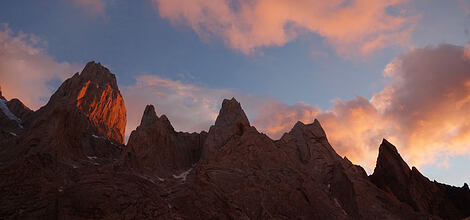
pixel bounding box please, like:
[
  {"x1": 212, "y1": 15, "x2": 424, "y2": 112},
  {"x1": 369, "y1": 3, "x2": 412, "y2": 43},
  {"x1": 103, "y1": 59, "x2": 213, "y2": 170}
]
[
  {"x1": 253, "y1": 102, "x2": 320, "y2": 139},
  {"x1": 154, "y1": 0, "x2": 416, "y2": 56},
  {"x1": 0, "y1": 24, "x2": 81, "y2": 110},
  {"x1": 72, "y1": 0, "x2": 106, "y2": 17}
]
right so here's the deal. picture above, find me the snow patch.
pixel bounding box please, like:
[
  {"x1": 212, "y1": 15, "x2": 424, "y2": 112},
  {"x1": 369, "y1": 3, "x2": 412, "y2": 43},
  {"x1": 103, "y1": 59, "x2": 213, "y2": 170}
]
[
  {"x1": 87, "y1": 156, "x2": 98, "y2": 160},
  {"x1": 157, "y1": 176, "x2": 165, "y2": 182},
  {"x1": 9, "y1": 132, "x2": 17, "y2": 136},
  {"x1": 91, "y1": 134, "x2": 106, "y2": 140},
  {"x1": 172, "y1": 168, "x2": 193, "y2": 181},
  {"x1": 0, "y1": 100, "x2": 23, "y2": 128}
]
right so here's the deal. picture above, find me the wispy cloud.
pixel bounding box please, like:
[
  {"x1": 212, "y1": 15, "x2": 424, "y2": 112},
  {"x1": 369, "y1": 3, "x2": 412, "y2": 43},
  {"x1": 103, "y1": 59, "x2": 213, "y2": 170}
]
[
  {"x1": 0, "y1": 24, "x2": 80, "y2": 109},
  {"x1": 72, "y1": 0, "x2": 106, "y2": 17},
  {"x1": 154, "y1": 0, "x2": 416, "y2": 57}
]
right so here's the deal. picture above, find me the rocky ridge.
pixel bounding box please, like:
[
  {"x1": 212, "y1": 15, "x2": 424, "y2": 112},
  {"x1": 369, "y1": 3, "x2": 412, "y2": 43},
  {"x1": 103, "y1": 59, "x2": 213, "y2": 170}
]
[{"x1": 0, "y1": 62, "x2": 468, "y2": 219}]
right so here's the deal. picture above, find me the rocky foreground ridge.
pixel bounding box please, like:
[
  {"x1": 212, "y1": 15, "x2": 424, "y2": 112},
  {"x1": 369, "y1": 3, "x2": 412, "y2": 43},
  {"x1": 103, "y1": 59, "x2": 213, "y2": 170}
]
[{"x1": 0, "y1": 62, "x2": 469, "y2": 219}]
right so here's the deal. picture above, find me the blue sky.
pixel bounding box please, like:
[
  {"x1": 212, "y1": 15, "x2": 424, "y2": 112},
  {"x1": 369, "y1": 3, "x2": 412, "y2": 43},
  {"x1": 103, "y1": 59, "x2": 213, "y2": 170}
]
[{"x1": 1, "y1": 0, "x2": 470, "y2": 186}]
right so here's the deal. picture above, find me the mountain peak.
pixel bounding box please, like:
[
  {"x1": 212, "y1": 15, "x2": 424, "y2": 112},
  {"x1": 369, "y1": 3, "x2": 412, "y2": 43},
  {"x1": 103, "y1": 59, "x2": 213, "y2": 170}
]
[
  {"x1": 216, "y1": 97, "x2": 250, "y2": 127},
  {"x1": 372, "y1": 139, "x2": 411, "y2": 180},
  {"x1": 370, "y1": 139, "x2": 412, "y2": 203},
  {"x1": 140, "y1": 105, "x2": 158, "y2": 126},
  {"x1": 290, "y1": 119, "x2": 327, "y2": 139},
  {"x1": 46, "y1": 61, "x2": 127, "y2": 144},
  {"x1": 201, "y1": 98, "x2": 250, "y2": 158},
  {"x1": 379, "y1": 138, "x2": 400, "y2": 155},
  {"x1": 81, "y1": 61, "x2": 118, "y2": 88},
  {"x1": 138, "y1": 105, "x2": 174, "y2": 131}
]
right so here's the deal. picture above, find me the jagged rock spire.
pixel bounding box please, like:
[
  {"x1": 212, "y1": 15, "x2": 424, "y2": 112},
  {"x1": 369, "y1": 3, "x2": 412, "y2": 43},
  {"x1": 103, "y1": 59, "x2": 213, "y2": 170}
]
[
  {"x1": 201, "y1": 98, "x2": 250, "y2": 158},
  {"x1": 47, "y1": 61, "x2": 127, "y2": 144},
  {"x1": 215, "y1": 98, "x2": 250, "y2": 128},
  {"x1": 125, "y1": 104, "x2": 205, "y2": 176},
  {"x1": 140, "y1": 105, "x2": 158, "y2": 126},
  {"x1": 370, "y1": 139, "x2": 469, "y2": 219},
  {"x1": 371, "y1": 139, "x2": 411, "y2": 187}
]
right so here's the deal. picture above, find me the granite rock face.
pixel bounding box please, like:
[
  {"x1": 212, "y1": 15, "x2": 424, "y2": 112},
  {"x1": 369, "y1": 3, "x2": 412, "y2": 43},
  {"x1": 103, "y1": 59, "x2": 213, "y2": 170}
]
[
  {"x1": 370, "y1": 139, "x2": 470, "y2": 220},
  {"x1": 201, "y1": 98, "x2": 250, "y2": 159},
  {"x1": 0, "y1": 62, "x2": 468, "y2": 219},
  {"x1": 124, "y1": 104, "x2": 206, "y2": 176},
  {"x1": 0, "y1": 61, "x2": 127, "y2": 165},
  {"x1": 0, "y1": 90, "x2": 31, "y2": 145},
  {"x1": 49, "y1": 61, "x2": 126, "y2": 144}
]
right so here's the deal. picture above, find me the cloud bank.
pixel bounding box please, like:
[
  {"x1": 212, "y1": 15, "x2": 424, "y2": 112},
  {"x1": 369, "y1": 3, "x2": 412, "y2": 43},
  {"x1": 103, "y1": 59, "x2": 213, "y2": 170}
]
[
  {"x1": 255, "y1": 44, "x2": 470, "y2": 169},
  {"x1": 0, "y1": 24, "x2": 80, "y2": 109},
  {"x1": 154, "y1": 0, "x2": 415, "y2": 56}
]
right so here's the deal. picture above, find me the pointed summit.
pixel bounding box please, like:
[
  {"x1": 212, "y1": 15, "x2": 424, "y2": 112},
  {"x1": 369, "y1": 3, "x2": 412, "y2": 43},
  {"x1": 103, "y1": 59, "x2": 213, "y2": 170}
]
[
  {"x1": 201, "y1": 98, "x2": 250, "y2": 158},
  {"x1": 283, "y1": 119, "x2": 338, "y2": 163},
  {"x1": 140, "y1": 105, "x2": 158, "y2": 126},
  {"x1": 138, "y1": 105, "x2": 173, "y2": 130},
  {"x1": 45, "y1": 61, "x2": 127, "y2": 143},
  {"x1": 216, "y1": 98, "x2": 250, "y2": 128},
  {"x1": 372, "y1": 139, "x2": 411, "y2": 180},
  {"x1": 80, "y1": 61, "x2": 119, "y2": 89},
  {"x1": 125, "y1": 104, "x2": 205, "y2": 176},
  {"x1": 370, "y1": 139, "x2": 411, "y2": 190},
  {"x1": 370, "y1": 139, "x2": 468, "y2": 219},
  {"x1": 290, "y1": 119, "x2": 327, "y2": 139}
]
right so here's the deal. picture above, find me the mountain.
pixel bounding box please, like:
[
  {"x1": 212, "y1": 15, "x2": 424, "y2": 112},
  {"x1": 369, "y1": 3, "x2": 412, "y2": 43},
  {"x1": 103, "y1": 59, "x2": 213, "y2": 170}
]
[{"x1": 0, "y1": 62, "x2": 468, "y2": 219}]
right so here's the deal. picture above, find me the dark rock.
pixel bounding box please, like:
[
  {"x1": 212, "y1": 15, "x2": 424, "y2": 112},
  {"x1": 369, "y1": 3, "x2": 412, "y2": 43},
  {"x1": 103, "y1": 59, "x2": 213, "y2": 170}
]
[
  {"x1": 6, "y1": 98, "x2": 33, "y2": 121},
  {"x1": 123, "y1": 104, "x2": 206, "y2": 177},
  {"x1": 371, "y1": 139, "x2": 467, "y2": 219},
  {"x1": 201, "y1": 98, "x2": 250, "y2": 158}
]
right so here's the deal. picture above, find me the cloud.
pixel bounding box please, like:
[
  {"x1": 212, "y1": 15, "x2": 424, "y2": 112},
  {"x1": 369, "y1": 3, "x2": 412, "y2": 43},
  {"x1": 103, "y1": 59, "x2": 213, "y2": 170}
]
[
  {"x1": 251, "y1": 96, "x2": 395, "y2": 169},
  {"x1": 370, "y1": 44, "x2": 470, "y2": 166},
  {"x1": 0, "y1": 24, "x2": 80, "y2": 110},
  {"x1": 154, "y1": 0, "x2": 416, "y2": 56},
  {"x1": 253, "y1": 102, "x2": 320, "y2": 139},
  {"x1": 72, "y1": 0, "x2": 106, "y2": 17}
]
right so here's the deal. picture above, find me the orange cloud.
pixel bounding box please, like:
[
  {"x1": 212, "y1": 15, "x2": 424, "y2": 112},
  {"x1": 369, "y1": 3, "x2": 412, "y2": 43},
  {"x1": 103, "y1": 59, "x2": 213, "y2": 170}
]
[
  {"x1": 254, "y1": 44, "x2": 470, "y2": 172},
  {"x1": 370, "y1": 44, "x2": 470, "y2": 166},
  {"x1": 464, "y1": 43, "x2": 470, "y2": 60},
  {"x1": 154, "y1": 0, "x2": 415, "y2": 56},
  {"x1": 253, "y1": 102, "x2": 319, "y2": 139},
  {"x1": 0, "y1": 24, "x2": 80, "y2": 110},
  {"x1": 72, "y1": 0, "x2": 106, "y2": 17}
]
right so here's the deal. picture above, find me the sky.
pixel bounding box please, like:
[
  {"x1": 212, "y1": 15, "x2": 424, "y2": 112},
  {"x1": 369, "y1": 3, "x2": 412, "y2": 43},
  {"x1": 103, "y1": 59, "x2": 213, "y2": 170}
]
[{"x1": 0, "y1": 0, "x2": 470, "y2": 186}]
